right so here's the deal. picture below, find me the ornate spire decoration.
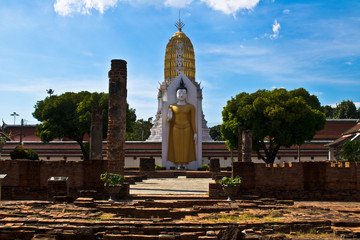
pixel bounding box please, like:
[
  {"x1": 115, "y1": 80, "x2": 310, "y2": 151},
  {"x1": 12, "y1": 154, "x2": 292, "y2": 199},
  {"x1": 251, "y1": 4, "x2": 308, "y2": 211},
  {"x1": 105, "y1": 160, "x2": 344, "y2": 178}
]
[
  {"x1": 175, "y1": 11, "x2": 185, "y2": 32},
  {"x1": 164, "y1": 10, "x2": 195, "y2": 83},
  {"x1": 177, "y1": 78, "x2": 187, "y2": 91}
]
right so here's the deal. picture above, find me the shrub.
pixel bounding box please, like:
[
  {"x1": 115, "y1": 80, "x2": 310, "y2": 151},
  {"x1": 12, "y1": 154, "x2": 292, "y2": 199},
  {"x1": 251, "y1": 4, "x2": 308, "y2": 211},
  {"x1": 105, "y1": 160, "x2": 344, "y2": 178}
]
[
  {"x1": 100, "y1": 172, "x2": 125, "y2": 186},
  {"x1": 10, "y1": 145, "x2": 27, "y2": 159},
  {"x1": 155, "y1": 165, "x2": 166, "y2": 170},
  {"x1": 26, "y1": 149, "x2": 39, "y2": 160},
  {"x1": 197, "y1": 164, "x2": 209, "y2": 171},
  {"x1": 219, "y1": 176, "x2": 242, "y2": 187},
  {"x1": 10, "y1": 146, "x2": 39, "y2": 160}
]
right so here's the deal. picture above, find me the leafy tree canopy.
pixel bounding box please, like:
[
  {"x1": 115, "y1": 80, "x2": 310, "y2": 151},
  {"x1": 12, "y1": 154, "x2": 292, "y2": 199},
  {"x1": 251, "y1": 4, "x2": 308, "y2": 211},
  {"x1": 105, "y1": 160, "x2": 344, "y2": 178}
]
[
  {"x1": 340, "y1": 140, "x2": 360, "y2": 162},
  {"x1": 221, "y1": 88, "x2": 326, "y2": 164},
  {"x1": 209, "y1": 124, "x2": 224, "y2": 141},
  {"x1": 322, "y1": 100, "x2": 359, "y2": 119},
  {"x1": 33, "y1": 91, "x2": 136, "y2": 159},
  {"x1": 333, "y1": 100, "x2": 359, "y2": 119},
  {"x1": 126, "y1": 117, "x2": 153, "y2": 141}
]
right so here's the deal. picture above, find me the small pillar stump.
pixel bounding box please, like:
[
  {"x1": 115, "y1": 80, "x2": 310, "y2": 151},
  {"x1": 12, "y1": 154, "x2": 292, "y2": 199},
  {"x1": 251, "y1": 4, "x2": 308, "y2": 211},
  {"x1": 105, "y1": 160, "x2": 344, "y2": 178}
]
[
  {"x1": 0, "y1": 174, "x2": 7, "y2": 201},
  {"x1": 140, "y1": 158, "x2": 155, "y2": 172},
  {"x1": 209, "y1": 159, "x2": 220, "y2": 172},
  {"x1": 47, "y1": 177, "x2": 69, "y2": 200}
]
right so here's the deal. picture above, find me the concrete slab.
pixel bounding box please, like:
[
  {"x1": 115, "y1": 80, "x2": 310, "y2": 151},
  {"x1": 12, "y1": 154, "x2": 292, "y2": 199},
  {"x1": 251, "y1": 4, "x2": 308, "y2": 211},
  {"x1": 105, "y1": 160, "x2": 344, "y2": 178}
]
[{"x1": 130, "y1": 177, "x2": 215, "y2": 195}]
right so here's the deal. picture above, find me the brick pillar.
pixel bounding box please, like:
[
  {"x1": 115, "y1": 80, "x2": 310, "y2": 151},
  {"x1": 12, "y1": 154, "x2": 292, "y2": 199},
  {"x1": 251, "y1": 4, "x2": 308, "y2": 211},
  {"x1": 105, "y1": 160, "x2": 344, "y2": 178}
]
[
  {"x1": 209, "y1": 158, "x2": 220, "y2": 172},
  {"x1": 237, "y1": 128, "x2": 243, "y2": 162},
  {"x1": 90, "y1": 106, "x2": 103, "y2": 160},
  {"x1": 139, "y1": 158, "x2": 155, "y2": 172},
  {"x1": 106, "y1": 60, "x2": 127, "y2": 174},
  {"x1": 242, "y1": 129, "x2": 252, "y2": 162}
]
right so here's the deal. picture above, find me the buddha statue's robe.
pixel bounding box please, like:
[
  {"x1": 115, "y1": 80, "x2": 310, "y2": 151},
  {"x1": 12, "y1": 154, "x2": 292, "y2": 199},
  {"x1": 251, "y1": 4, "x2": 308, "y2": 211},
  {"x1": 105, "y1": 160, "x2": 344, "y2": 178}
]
[{"x1": 167, "y1": 103, "x2": 196, "y2": 164}]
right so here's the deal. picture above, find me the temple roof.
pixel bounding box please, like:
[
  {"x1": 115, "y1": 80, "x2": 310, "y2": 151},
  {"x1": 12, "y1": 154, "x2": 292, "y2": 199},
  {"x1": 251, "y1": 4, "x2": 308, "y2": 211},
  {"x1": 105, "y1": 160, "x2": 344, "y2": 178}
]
[{"x1": 325, "y1": 120, "x2": 360, "y2": 147}]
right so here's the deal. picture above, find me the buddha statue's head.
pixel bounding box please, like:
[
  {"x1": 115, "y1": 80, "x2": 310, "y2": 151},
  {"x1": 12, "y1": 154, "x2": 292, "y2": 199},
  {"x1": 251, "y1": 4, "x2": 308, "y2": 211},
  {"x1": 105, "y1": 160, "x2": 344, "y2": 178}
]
[{"x1": 176, "y1": 79, "x2": 187, "y2": 101}]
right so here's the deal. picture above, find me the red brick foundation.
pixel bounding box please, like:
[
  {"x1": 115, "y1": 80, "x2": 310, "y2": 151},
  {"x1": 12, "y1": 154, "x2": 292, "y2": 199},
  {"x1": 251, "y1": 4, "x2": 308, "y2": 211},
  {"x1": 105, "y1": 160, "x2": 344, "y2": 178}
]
[
  {"x1": 210, "y1": 161, "x2": 360, "y2": 201},
  {"x1": 0, "y1": 159, "x2": 129, "y2": 200}
]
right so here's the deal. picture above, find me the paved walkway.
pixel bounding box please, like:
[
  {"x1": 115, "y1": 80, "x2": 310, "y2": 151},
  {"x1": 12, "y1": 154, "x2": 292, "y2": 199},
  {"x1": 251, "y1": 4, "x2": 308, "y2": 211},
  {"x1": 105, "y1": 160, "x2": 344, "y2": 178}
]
[{"x1": 130, "y1": 176, "x2": 214, "y2": 195}]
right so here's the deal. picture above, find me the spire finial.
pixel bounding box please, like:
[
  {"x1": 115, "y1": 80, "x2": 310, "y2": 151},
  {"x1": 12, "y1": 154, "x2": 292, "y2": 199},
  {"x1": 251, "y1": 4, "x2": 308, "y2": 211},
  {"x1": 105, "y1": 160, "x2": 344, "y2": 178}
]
[{"x1": 175, "y1": 10, "x2": 185, "y2": 32}]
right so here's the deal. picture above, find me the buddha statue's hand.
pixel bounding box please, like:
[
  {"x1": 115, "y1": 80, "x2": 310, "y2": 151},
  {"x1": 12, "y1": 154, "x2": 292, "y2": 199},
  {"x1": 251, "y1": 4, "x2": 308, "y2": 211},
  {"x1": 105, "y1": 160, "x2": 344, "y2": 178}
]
[
  {"x1": 168, "y1": 107, "x2": 173, "y2": 120},
  {"x1": 194, "y1": 133, "x2": 197, "y2": 143}
]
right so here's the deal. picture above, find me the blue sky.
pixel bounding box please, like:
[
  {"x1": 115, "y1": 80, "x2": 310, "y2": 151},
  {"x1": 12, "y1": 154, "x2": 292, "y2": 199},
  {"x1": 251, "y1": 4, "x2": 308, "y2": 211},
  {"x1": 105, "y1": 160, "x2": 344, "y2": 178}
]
[{"x1": 0, "y1": 0, "x2": 359, "y2": 127}]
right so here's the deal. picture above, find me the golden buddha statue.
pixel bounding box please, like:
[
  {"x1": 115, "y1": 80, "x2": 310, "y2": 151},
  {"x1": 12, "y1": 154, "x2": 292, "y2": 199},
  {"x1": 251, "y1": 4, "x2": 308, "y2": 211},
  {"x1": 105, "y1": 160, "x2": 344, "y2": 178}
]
[{"x1": 167, "y1": 80, "x2": 197, "y2": 165}]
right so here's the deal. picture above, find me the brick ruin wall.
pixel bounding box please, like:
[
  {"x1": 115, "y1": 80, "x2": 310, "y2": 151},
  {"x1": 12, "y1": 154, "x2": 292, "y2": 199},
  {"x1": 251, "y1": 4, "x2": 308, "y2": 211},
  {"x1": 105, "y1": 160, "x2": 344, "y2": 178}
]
[
  {"x1": 211, "y1": 161, "x2": 360, "y2": 201},
  {"x1": 0, "y1": 159, "x2": 108, "y2": 200},
  {"x1": 1, "y1": 159, "x2": 360, "y2": 201}
]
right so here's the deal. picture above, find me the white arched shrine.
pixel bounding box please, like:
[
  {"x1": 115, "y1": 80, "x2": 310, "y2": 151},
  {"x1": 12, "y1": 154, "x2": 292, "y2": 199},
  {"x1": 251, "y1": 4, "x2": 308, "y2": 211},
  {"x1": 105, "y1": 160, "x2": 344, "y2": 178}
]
[{"x1": 161, "y1": 72, "x2": 202, "y2": 170}]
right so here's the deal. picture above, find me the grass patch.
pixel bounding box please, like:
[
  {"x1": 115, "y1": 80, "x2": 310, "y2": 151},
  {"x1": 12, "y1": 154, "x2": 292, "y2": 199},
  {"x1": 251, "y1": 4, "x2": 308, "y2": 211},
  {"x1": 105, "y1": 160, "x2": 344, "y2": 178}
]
[
  {"x1": 98, "y1": 213, "x2": 116, "y2": 220},
  {"x1": 285, "y1": 231, "x2": 337, "y2": 239},
  {"x1": 200, "y1": 211, "x2": 284, "y2": 223},
  {"x1": 63, "y1": 209, "x2": 80, "y2": 214}
]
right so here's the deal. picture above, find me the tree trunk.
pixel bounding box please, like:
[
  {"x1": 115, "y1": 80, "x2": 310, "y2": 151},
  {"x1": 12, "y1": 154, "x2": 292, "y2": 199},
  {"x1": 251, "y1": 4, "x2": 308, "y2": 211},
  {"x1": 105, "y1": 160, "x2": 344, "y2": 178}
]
[
  {"x1": 258, "y1": 140, "x2": 281, "y2": 164},
  {"x1": 73, "y1": 135, "x2": 88, "y2": 160},
  {"x1": 78, "y1": 140, "x2": 88, "y2": 160}
]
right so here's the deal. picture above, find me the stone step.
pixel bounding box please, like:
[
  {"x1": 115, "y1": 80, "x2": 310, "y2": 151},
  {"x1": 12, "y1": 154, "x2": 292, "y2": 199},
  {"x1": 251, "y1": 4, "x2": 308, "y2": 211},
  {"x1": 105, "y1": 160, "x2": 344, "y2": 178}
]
[
  {"x1": 125, "y1": 174, "x2": 147, "y2": 184},
  {"x1": 73, "y1": 197, "x2": 95, "y2": 207},
  {"x1": 130, "y1": 194, "x2": 210, "y2": 200}
]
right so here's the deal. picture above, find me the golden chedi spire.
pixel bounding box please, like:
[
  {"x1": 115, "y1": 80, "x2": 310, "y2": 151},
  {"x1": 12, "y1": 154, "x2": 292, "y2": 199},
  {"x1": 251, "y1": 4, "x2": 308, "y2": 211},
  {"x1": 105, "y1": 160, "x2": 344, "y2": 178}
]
[{"x1": 164, "y1": 17, "x2": 195, "y2": 83}]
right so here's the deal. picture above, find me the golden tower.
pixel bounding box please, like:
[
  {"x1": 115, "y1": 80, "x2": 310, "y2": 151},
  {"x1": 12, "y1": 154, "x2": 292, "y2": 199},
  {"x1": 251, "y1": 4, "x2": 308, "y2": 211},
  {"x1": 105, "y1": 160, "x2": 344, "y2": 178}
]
[{"x1": 164, "y1": 18, "x2": 195, "y2": 83}]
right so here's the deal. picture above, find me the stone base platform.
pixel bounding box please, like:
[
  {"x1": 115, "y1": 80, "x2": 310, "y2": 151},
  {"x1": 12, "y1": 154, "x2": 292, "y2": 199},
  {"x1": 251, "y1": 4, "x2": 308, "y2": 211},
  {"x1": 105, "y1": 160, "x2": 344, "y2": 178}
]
[{"x1": 1, "y1": 196, "x2": 360, "y2": 239}]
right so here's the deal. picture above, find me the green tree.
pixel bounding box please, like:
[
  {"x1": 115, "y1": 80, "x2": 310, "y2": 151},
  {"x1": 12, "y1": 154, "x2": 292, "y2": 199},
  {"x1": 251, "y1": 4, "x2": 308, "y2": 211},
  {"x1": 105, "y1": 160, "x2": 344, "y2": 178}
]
[
  {"x1": 209, "y1": 124, "x2": 224, "y2": 141},
  {"x1": 126, "y1": 117, "x2": 153, "y2": 141},
  {"x1": 340, "y1": 140, "x2": 360, "y2": 162},
  {"x1": 333, "y1": 100, "x2": 358, "y2": 119},
  {"x1": 33, "y1": 91, "x2": 136, "y2": 160},
  {"x1": 322, "y1": 105, "x2": 334, "y2": 119},
  {"x1": 0, "y1": 124, "x2": 10, "y2": 158},
  {"x1": 221, "y1": 88, "x2": 326, "y2": 164},
  {"x1": 0, "y1": 135, "x2": 6, "y2": 154}
]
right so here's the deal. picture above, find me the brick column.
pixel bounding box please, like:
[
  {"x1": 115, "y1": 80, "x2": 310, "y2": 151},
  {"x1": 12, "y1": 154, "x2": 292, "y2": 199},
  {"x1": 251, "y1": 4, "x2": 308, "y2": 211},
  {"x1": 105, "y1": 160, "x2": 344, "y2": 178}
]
[
  {"x1": 209, "y1": 158, "x2": 220, "y2": 172},
  {"x1": 139, "y1": 158, "x2": 155, "y2": 172},
  {"x1": 90, "y1": 106, "x2": 103, "y2": 160},
  {"x1": 242, "y1": 129, "x2": 252, "y2": 162},
  {"x1": 237, "y1": 128, "x2": 243, "y2": 162},
  {"x1": 106, "y1": 60, "x2": 127, "y2": 174}
]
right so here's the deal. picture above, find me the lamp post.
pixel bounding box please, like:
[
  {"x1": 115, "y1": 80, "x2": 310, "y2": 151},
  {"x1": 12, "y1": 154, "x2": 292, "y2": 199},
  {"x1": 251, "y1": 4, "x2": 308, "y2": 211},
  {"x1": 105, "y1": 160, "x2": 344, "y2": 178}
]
[
  {"x1": 10, "y1": 112, "x2": 19, "y2": 125},
  {"x1": 47, "y1": 89, "x2": 54, "y2": 97},
  {"x1": 20, "y1": 119, "x2": 24, "y2": 145}
]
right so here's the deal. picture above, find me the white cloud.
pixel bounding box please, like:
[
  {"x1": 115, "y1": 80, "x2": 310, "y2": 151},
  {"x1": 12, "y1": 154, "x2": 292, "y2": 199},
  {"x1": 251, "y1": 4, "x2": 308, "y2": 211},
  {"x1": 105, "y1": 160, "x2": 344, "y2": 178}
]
[
  {"x1": 264, "y1": 19, "x2": 280, "y2": 39},
  {"x1": 82, "y1": 51, "x2": 94, "y2": 57},
  {"x1": 272, "y1": 19, "x2": 280, "y2": 38},
  {"x1": 200, "y1": 0, "x2": 259, "y2": 16},
  {"x1": 54, "y1": 0, "x2": 260, "y2": 16},
  {"x1": 164, "y1": 0, "x2": 193, "y2": 8},
  {"x1": 345, "y1": 61, "x2": 353, "y2": 65},
  {"x1": 283, "y1": 9, "x2": 290, "y2": 14},
  {"x1": 54, "y1": 0, "x2": 118, "y2": 16},
  {"x1": 198, "y1": 43, "x2": 271, "y2": 56}
]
